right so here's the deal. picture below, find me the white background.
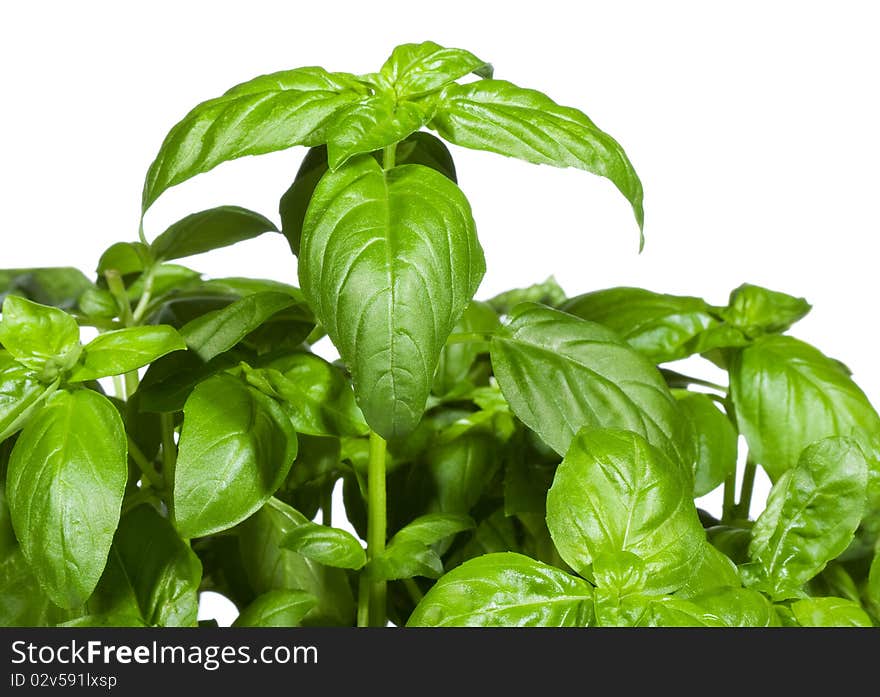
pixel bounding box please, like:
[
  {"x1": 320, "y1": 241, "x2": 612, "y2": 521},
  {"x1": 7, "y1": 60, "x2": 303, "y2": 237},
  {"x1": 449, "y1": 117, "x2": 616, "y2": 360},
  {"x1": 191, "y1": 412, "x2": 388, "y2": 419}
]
[{"x1": 2, "y1": 1, "x2": 878, "y2": 624}]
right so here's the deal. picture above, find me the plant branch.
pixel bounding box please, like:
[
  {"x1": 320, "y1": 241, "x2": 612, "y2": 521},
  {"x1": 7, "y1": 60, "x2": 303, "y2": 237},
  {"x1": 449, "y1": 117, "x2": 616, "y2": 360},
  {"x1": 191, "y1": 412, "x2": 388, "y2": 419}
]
[
  {"x1": 127, "y1": 435, "x2": 164, "y2": 490},
  {"x1": 362, "y1": 430, "x2": 388, "y2": 627}
]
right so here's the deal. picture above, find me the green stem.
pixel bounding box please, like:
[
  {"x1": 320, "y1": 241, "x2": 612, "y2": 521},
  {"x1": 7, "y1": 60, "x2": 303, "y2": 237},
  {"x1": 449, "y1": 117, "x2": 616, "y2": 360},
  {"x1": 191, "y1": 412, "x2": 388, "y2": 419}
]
[
  {"x1": 660, "y1": 368, "x2": 727, "y2": 393},
  {"x1": 735, "y1": 458, "x2": 757, "y2": 520},
  {"x1": 383, "y1": 143, "x2": 396, "y2": 171},
  {"x1": 122, "y1": 486, "x2": 158, "y2": 515},
  {"x1": 127, "y1": 436, "x2": 164, "y2": 490},
  {"x1": 403, "y1": 578, "x2": 423, "y2": 605},
  {"x1": 446, "y1": 331, "x2": 496, "y2": 345},
  {"x1": 366, "y1": 430, "x2": 387, "y2": 627},
  {"x1": 722, "y1": 473, "x2": 737, "y2": 523},
  {"x1": 131, "y1": 263, "x2": 158, "y2": 325},
  {"x1": 104, "y1": 270, "x2": 135, "y2": 327}
]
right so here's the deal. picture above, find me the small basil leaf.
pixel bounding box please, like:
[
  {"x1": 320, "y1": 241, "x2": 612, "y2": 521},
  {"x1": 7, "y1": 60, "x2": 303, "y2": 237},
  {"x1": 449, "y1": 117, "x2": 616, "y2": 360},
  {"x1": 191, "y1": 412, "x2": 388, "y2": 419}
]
[
  {"x1": 561, "y1": 287, "x2": 720, "y2": 364},
  {"x1": 389, "y1": 513, "x2": 474, "y2": 547},
  {"x1": 326, "y1": 95, "x2": 430, "y2": 169},
  {"x1": 281, "y1": 521, "x2": 366, "y2": 569},
  {"x1": 0, "y1": 267, "x2": 93, "y2": 311},
  {"x1": 175, "y1": 375, "x2": 298, "y2": 538},
  {"x1": 137, "y1": 350, "x2": 243, "y2": 414},
  {"x1": 7, "y1": 389, "x2": 127, "y2": 607},
  {"x1": 432, "y1": 80, "x2": 644, "y2": 242},
  {"x1": 96, "y1": 242, "x2": 150, "y2": 276},
  {"x1": 232, "y1": 590, "x2": 317, "y2": 628},
  {"x1": 721, "y1": 283, "x2": 811, "y2": 337},
  {"x1": 546, "y1": 428, "x2": 705, "y2": 594},
  {"x1": 180, "y1": 291, "x2": 299, "y2": 362},
  {"x1": 674, "y1": 390, "x2": 738, "y2": 497},
  {"x1": 150, "y1": 206, "x2": 279, "y2": 261},
  {"x1": 408, "y1": 552, "x2": 593, "y2": 627},
  {"x1": 299, "y1": 157, "x2": 484, "y2": 440},
  {"x1": 486, "y1": 276, "x2": 567, "y2": 317},
  {"x1": 730, "y1": 335, "x2": 880, "y2": 480},
  {"x1": 0, "y1": 355, "x2": 54, "y2": 444},
  {"x1": 0, "y1": 296, "x2": 81, "y2": 377},
  {"x1": 433, "y1": 300, "x2": 499, "y2": 396},
  {"x1": 746, "y1": 437, "x2": 867, "y2": 600},
  {"x1": 77, "y1": 287, "x2": 119, "y2": 320},
  {"x1": 113, "y1": 504, "x2": 202, "y2": 626},
  {"x1": 237, "y1": 498, "x2": 355, "y2": 626},
  {"x1": 142, "y1": 67, "x2": 367, "y2": 213},
  {"x1": 490, "y1": 303, "x2": 691, "y2": 465},
  {"x1": 69, "y1": 326, "x2": 187, "y2": 382},
  {"x1": 674, "y1": 542, "x2": 741, "y2": 597},
  {"x1": 380, "y1": 41, "x2": 491, "y2": 99},
  {"x1": 371, "y1": 540, "x2": 444, "y2": 581},
  {"x1": 248, "y1": 353, "x2": 368, "y2": 437},
  {"x1": 790, "y1": 597, "x2": 873, "y2": 627}
]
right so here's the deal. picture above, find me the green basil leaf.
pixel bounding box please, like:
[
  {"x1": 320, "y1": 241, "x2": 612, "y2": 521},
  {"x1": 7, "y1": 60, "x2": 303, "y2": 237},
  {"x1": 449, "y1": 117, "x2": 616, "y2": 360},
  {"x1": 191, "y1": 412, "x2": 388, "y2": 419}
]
[
  {"x1": 7, "y1": 389, "x2": 127, "y2": 607},
  {"x1": 59, "y1": 613, "x2": 148, "y2": 628},
  {"x1": 280, "y1": 133, "x2": 458, "y2": 256},
  {"x1": 674, "y1": 542, "x2": 741, "y2": 597},
  {"x1": 0, "y1": 548, "x2": 74, "y2": 626},
  {"x1": 371, "y1": 539, "x2": 444, "y2": 582},
  {"x1": 248, "y1": 353, "x2": 368, "y2": 437},
  {"x1": 0, "y1": 267, "x2": 93, "y2": 311},
  {"x1": 546, "y1": 428, "x2": 705, "y2": 594},
  {"x1": 380, "y1": 41, "x2": 491, "y2": 99},
  {"x1": 0, "y1": 355, "x2": 54, "y2": 444},
  {"x1": 113, "y1": 504, "x2": 202, "y2": 626},
  {"x1": 674, "y1": 390, "x2": 738, "y2": 497},
  {"x1": 96, "y1": 242, "x2": 150, "y2": 277},
  {"x1": 0, "y1": 296, "x2": 81, "y2": 376},
  {"x1": 180, "y1": 291, "x2": 299, "y2": 362},
  {"x1": 142, "y1": 67, "x2": 367, "y2": 213},
  {"x1": 790, "y1": 597, "x2": 873, "y2": 627},
  {"x1": 137, "y1": 350, "x2": 243, "y2": 414},
  {"x1": 490, "y1": 303, "x2": 691, "y2": 464},
  {"x1": 408, "y1": 552, "x2": 593, "y2": 627},
  {"x1": 486, "y1": 276, "x2": 567, "y2": 316},
  {"x1": 150, "y1": 206, "x2": 279, "y2": 261},
  {"x1": 389, "y1": 513, "x2": 474, "y2": 547},
  {"x1": 77, "y1": 287, "x2": 119, "y2": 320},
  {"x1": 867, "y1": 552, "x2": 880, "y2": 621},
  {"x1": 299, "y1": 156, "x2": 484, "y2": 440},
  {"x1": 237, "y1": 498, "x2": 355, "y2": 626},
  {"x1": 721, "y1": 283, "x2": 811, "y2": 337},
  {"x1": 432, "y1": 80, "x2": 644, "y2": 242},
  {"x1": 232, "y1": 589, "x2": 317, "y2": 627},
  {"x1": 326, "y1": 95, "x2": 430, "y2": 169},
  {"x1": 69, "y1": 325, "x2": 186, "y2": 382},
  {"x1": 614, "y1": 594, "x2": 725, "y2": 627},
  {"x1": 686, "y1": 588, "x2": 778, "y2": 627},
  {"x1": 281, "y1": 520, "x2": 366, "y2": 569},
  {"x1": 433, "y1": 300, "x2": 499, "y2": 396},
  {"x1": 746, "y1": 437, "x2": 868, "y2": 600},
  {"x1": 730, "y1": 335, "x2": 880, "y2": 480},
  {"x1": 561, "y1": 287, "x2": 720, "y2": 364},
  {"x1": 175, "y1": 375, "x2": 298, "y2": 538}
]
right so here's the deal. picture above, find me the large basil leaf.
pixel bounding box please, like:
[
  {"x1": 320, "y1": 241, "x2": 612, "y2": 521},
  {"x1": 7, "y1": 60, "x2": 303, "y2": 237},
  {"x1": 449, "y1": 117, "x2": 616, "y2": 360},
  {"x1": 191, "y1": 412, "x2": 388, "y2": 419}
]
[
  {"x1": 112, "y1": 504, "x2": 202, "y2": 626},
  {"x1": 174, "y1": 375, "x2": 298, "y2": 538},
  {"x1": 0, "y1": 548, "x2": 74, "y2": 626},
  {"x1": 379, "y1": 41, "x2": 491, "y2": 99},
  {"x1": 730, "y1": 335, "x2": 880, "y2": 480},
  {"x1": 280, "y1": 133, "x2": 457, "y2": 256},
  {"x1": 432, "y1": 80, "x2": 644, "y2": 240},
  {"x1": 546, "y1": 428, "x2": 705, "y2": 594},
  {"x1": 745, "y1": 437, "x2": 867, "y2": 600},
  {"x1": 490, "y1": 303, "x2": 690, "y2": 464},
  {"x1": 150, "y1": 206, "x2": 279, "y2": 261},
  {"x1": 561, "y1": 287, "x2": 720, "y2": 364},
  {"x1": 407, "y1": 552, "x2": 593, "y2": 627},
  {"x1": 69, "y1": 326, "x2": 186, "y2": 382},
  {"x1": 0, "y1": 267, "x2": 93, "y2": 311},
  {"x1": 142, "y1": 67, "x2": 367, "y2": 213},
  {"x1": 237, "y1": 498, "x2": 355, "y2": 626},
  {"x1": 0, "y1": 296, "x2": 81, "y2": 376},
  {"x1": 674, "y1": 390, "x2": 738, "y2": 497},
  {"x1": 299, "y1": 156, "x2": 484, "y2": 439},
  {"x1": 7, "y1": 389, "x2": 127, "y2": 607}
]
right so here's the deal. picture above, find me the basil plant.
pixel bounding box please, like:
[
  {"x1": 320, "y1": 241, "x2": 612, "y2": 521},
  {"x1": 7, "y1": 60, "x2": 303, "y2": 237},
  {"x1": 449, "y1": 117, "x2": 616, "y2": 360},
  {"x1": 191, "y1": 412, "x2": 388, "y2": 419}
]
[{"x1": 1, "y1": 42, "x2": 878, "y2": 628}]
